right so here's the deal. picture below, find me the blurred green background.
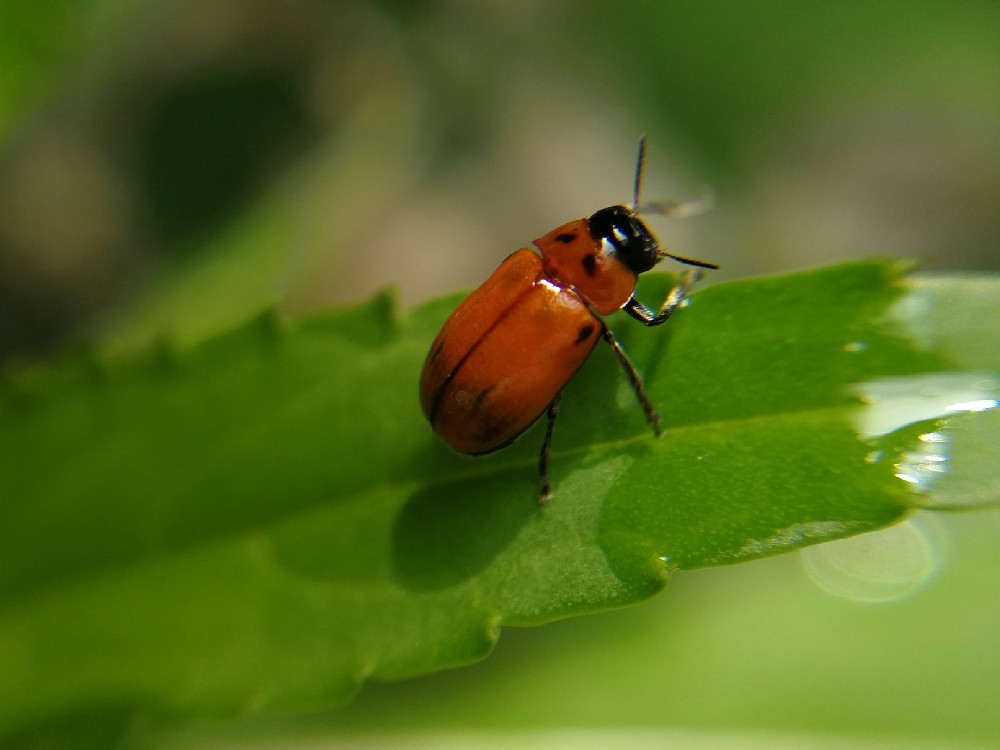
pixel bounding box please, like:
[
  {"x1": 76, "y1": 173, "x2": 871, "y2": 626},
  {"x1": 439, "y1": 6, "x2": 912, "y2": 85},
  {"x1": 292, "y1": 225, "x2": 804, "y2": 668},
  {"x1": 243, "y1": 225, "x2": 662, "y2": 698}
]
[
  {"x1": 2, "y1": 0, "x2": 998, "y2": 363},
  {"x1": 1, "y1": 0, "x2": 998, "y2": 746}
]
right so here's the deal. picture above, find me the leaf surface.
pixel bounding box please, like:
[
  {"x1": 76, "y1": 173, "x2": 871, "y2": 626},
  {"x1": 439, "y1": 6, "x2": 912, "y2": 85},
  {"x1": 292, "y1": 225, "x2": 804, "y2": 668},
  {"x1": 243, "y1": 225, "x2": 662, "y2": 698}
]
[{"x1": 1, "y1": 261, "x2": 997, "y2": 742}]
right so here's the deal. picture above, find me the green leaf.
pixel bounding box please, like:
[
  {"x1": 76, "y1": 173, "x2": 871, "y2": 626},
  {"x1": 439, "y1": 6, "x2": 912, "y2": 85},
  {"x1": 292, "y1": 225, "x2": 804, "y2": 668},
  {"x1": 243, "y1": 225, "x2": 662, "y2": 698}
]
[
  {"x1": 312, "y1": 510, "x2": 1000, "y2": 748},
  {"x1": 0, "y1": 260, "x2": 997, "y2": 745}
]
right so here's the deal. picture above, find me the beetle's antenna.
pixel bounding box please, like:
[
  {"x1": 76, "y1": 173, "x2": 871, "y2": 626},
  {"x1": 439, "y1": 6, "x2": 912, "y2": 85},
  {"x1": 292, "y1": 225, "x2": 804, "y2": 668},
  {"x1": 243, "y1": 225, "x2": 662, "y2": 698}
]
[
  {"x1": 631, "y1": 135, "x2": 646, "y2": 213},
  {"x1": 658, "y1": 250, "x2": 720, "y2": 270},
  {"x1": 633, "y1": 136, "x2": 720, "y2": 270}
]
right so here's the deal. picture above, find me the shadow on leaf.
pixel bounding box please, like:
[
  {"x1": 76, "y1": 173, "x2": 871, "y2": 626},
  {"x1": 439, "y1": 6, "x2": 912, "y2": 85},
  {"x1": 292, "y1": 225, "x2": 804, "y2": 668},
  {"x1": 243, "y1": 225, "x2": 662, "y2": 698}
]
[{"x1": 392, "y1": 473, "x2": 535, "y2": 591}]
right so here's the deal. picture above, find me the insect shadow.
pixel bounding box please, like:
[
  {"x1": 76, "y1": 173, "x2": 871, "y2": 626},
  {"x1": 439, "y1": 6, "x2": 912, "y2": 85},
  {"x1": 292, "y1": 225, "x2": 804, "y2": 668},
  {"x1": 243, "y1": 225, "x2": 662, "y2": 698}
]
[{"x1": 391, "y1": 470, "x2": 537, "y2": 592}]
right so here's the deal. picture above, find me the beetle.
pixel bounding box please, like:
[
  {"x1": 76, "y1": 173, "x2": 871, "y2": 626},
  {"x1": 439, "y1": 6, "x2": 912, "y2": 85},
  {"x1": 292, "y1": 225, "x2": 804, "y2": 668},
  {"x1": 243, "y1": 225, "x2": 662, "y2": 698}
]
[{"x1": 419, "y1": 137, "x2": 718, "y2": 502}]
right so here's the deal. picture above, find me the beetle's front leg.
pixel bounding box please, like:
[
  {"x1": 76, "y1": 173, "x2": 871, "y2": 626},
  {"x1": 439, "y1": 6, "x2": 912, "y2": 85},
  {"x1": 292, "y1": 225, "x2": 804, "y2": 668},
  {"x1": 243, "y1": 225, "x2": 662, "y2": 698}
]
[{"x1": 623, "y1": 267, "x2": 705, "y2": 327}]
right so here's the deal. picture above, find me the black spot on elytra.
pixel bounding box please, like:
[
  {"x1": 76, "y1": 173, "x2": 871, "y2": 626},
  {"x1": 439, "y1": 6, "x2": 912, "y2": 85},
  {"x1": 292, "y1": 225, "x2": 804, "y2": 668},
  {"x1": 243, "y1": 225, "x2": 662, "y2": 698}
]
[
  {"x1": 429, "y1": 341, "x2": 444, "y2": 363},
  {"x1": 575, "y1": 324, "x2": 595, "y2": 344},
  {"x1": 555, "y1": 232, "x2": 576, "y2": 244},
  {"x1": 581, "y1": 253, "x2": 597, "y2": 276},
  {"x1": 470, "y1": 386, "x2": 494, "y2": 415},
  {"x1": 473, "y1": 416, "x2": 516, "y2": 450}
]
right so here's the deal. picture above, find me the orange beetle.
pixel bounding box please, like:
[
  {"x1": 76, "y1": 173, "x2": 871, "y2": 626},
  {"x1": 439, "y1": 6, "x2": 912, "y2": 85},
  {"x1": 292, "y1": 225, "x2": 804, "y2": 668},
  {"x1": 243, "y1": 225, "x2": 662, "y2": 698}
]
[{"x1": 419, "y1": 138, "x2": 718, "y2": 502}]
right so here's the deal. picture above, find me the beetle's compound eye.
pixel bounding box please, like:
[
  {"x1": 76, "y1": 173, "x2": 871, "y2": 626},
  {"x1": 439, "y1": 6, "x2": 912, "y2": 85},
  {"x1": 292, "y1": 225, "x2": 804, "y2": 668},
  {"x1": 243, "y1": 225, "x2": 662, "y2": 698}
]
[{"x1": 588, "y1": 205, "x2": 659, "y2": 275}]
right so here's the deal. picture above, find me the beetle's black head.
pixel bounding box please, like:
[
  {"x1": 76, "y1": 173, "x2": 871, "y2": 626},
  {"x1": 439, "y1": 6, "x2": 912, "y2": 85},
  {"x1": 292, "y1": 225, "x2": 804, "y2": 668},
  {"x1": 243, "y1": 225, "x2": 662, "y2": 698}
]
[{"x1": 587, "y1": 205, "x2": 660, "y2": 275}]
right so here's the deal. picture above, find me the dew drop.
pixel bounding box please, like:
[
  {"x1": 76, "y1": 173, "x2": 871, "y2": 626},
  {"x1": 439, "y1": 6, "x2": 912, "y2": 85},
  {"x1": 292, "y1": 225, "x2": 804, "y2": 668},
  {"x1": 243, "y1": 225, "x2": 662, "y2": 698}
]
[
  {"x1": 893, "y1": 430, "x2": 953, "y2": 493},
  {"x1": 853, "y1": 371, "x2": 1000, "y2": 438}
]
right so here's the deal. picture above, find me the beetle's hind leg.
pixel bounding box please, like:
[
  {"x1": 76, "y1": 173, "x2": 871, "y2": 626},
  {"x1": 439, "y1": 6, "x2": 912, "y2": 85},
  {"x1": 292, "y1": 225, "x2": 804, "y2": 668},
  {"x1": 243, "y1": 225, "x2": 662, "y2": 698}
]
[
  {"x1": 601, "y1": 325, "x2": 662, "y2": 437},
  {"x1": 538, "y1": 394, "x2": 561, "y2": 505}
]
